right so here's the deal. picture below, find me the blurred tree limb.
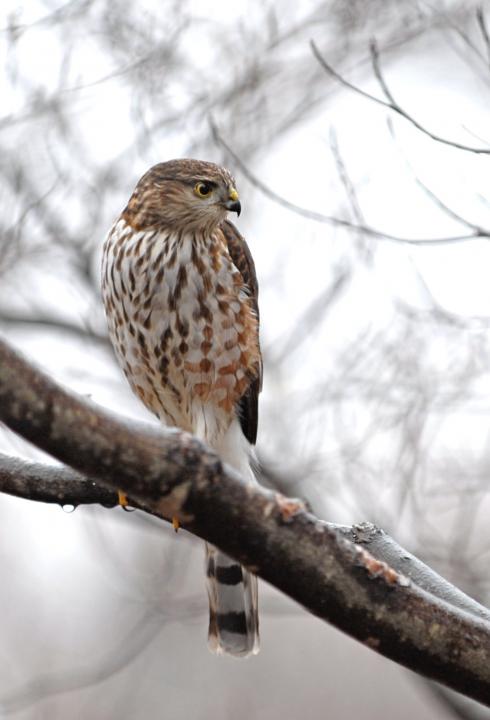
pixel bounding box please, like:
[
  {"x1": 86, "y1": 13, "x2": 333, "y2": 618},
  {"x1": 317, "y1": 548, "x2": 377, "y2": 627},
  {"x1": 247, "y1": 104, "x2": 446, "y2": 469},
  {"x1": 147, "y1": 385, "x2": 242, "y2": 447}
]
[
  {"x1": 210, "y1": 120, "x2": 487, "y2": 245},
  {"x1": 1, "y1": 337, "x2": 490, "y2": 706},
  {"x1": 310, "y1": 37, "x2": 490, "y2": 155}
]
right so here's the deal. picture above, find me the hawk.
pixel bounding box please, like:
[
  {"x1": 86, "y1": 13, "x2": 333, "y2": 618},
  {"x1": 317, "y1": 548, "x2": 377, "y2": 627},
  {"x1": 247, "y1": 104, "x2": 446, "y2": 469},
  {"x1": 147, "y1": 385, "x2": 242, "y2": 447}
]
[{"x1": 101, "y1": 159, "x2": 261, "y2": 657}]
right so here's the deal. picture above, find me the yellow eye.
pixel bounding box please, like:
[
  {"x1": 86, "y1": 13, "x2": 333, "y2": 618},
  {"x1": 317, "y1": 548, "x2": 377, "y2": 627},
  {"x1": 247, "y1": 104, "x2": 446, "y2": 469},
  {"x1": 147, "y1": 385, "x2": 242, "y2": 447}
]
[{"x1": 194, "y1": 181, "x2": 213, "y2": 198}]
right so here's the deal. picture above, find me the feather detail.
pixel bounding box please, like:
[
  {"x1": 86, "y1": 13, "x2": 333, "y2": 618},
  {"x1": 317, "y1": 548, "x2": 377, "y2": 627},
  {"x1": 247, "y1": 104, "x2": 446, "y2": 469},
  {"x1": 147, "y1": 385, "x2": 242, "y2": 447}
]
[
  {"x1": 206, "y1": 545, "x2": 259, "y2": 657},
  {"x1": 202, "y1": 418, "x2": 260, "y2": 656}
]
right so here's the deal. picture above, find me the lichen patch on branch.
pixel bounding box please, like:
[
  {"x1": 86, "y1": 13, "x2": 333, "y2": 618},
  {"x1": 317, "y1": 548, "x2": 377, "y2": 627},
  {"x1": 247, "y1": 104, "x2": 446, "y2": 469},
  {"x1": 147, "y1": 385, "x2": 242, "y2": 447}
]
[{"x1": 356, "y1": 546, "x2": 408, "y2": 587}]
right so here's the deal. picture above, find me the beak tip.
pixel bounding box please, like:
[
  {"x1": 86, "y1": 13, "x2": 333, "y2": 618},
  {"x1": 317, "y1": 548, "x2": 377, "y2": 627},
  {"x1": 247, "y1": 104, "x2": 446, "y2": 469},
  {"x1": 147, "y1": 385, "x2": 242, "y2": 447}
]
[{"x1": 226, "y1": 199, "x2": 241, "y2": 216}]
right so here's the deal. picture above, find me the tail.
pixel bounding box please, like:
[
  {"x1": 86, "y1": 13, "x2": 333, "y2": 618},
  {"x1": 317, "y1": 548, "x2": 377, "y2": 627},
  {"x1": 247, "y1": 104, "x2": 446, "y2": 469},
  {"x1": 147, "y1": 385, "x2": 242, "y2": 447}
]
[
  {"x1": 202, "y1": 418, "x2": 259, "y2": 657},
  {"x1": 205, "y1": 544, "x2": 259, "y2": 657}
]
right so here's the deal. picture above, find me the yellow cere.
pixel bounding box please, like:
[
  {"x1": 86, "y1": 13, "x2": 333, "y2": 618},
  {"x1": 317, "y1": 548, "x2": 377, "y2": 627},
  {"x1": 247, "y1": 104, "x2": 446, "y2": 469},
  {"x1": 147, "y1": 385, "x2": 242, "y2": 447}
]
[{"x1": 229, "y1": 188, "x2": 239, "y2": 201}]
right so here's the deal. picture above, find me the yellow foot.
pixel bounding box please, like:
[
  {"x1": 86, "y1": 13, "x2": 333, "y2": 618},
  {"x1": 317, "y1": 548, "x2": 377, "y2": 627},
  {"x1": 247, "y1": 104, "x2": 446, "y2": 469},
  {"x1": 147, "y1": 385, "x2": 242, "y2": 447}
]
[
  {"x1": 172, "y1": 516, "x2": 180, "y2": 533},
  {"x1": 118, "y1": 490, "x2": 128, "y2": 508}
]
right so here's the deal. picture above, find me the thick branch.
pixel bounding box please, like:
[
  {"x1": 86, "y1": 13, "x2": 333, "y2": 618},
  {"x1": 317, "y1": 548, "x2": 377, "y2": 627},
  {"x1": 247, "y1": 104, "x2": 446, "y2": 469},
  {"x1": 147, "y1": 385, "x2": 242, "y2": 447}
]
[
  {"x1": 1, "y1": 451, "x2": 489, "y2": 627},
  {"x1": 1, "y1": 336, "x2": 490, "y2": 705}
]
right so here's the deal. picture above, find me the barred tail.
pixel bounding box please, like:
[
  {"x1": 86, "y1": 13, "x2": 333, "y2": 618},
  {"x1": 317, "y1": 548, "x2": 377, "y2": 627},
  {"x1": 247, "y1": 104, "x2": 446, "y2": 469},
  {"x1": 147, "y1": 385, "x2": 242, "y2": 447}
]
[{"x1": 205, "y1": 544, "x2": 259, "y2": 658}]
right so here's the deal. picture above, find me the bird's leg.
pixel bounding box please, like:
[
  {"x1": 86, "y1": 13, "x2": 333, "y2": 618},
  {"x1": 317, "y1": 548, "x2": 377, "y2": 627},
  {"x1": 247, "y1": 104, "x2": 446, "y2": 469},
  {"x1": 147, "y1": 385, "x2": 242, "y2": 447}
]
[{"x1": 172, "y1": 516, "x2": 180, "y2": 532}]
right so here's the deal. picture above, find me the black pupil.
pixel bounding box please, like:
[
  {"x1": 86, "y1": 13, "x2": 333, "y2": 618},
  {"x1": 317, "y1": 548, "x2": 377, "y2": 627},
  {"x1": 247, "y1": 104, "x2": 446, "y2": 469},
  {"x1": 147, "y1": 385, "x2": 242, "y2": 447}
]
[{"x1": 199, "y1": 183, "x2": 211, "y2": 194}]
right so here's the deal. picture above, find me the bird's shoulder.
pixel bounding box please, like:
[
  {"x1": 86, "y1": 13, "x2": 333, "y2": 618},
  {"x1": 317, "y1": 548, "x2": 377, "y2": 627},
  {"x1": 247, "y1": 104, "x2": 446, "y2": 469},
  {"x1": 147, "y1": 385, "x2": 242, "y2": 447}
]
[
  {"x1": 219, "y1": 219, "x2": 262, "y2": 445},
  {"x1": 220, "y1": 219, "x2": 259, "y2": 322}
]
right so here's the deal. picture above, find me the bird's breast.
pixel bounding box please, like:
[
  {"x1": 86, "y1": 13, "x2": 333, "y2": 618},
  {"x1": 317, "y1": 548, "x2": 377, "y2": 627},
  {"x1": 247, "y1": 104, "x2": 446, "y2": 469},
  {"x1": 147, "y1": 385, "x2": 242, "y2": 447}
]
[{"x1": 102, "y1": 220, "x2": 260, "y2": 438}]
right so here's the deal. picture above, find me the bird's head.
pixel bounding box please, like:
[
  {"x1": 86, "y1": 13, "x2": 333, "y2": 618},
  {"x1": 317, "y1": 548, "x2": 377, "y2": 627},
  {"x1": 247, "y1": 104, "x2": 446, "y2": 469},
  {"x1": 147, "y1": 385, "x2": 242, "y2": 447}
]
[{"x1": 122, "y1": 159, "x2": 241, "y2": 233}]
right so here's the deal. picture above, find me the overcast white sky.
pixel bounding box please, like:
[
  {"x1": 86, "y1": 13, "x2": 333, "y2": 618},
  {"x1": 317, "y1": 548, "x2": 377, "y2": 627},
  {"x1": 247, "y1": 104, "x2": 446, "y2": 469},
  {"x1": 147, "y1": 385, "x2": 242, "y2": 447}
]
[{"x1": 0, "y1": 2, "x2": 489, "y2": 716}]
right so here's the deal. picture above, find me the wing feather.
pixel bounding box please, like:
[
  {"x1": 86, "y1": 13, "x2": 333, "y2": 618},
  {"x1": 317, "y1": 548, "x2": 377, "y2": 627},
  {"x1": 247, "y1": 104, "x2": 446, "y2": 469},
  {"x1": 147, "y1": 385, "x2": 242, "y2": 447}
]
[{"x1": 221, "y1": 219, "x2": 261, "y2": 445}]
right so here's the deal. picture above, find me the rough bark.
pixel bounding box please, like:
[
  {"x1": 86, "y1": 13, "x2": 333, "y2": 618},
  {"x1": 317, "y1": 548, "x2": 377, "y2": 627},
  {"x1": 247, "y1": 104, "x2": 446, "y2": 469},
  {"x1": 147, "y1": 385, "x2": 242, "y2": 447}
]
[{"x1": 1, "y1": 336, "x2": 490, "y2": 706}]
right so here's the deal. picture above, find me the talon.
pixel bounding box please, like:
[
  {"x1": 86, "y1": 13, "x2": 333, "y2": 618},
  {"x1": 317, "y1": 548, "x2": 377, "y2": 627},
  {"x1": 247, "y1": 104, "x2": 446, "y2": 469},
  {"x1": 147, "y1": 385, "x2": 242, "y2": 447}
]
[
  {"x1": 118, "y1": 490, "x2": 128, "y2": 507},
  {"x1": 172, "y1": 516, "x2": 180, "y2": 532}
]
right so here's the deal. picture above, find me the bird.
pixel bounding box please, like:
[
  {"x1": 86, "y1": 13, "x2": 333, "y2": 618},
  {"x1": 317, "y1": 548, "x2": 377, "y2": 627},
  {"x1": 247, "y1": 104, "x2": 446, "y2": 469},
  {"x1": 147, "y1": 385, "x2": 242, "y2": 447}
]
[{"x1": 101, "y1": 159, "x2": 261, "y2": 657}]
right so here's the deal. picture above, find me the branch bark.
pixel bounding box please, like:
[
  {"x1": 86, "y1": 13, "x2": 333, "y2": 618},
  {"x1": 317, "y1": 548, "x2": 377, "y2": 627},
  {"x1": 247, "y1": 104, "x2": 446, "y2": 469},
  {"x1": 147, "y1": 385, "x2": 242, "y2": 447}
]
[
  {"x1": 1, "y1": 451, "x2": 489, "y2": 626},
  {"x1": 0, "y1": 452, "x2": 120, "y2": 508},
  {"x1": 1, "y1": 336, "x2": 490, "y2": 706}
]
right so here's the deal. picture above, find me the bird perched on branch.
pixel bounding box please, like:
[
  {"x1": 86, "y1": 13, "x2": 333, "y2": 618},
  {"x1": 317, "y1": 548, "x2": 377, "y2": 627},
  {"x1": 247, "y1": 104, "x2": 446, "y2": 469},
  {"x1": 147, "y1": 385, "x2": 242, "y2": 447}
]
[{"x1": 101, "y1": 159, "x2": 261, "y2": 657}]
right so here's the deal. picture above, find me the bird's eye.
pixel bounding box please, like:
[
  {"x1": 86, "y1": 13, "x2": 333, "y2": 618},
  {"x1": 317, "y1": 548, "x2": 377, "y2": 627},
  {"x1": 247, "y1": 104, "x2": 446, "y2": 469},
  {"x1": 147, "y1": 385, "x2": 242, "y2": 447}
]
[{"x1": 194, "y1": 182, "x2": 213, "y2": 198}]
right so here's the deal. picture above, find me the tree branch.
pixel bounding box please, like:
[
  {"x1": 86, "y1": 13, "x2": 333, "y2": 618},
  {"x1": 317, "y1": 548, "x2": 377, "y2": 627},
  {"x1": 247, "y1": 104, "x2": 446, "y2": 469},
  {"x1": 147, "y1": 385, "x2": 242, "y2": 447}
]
[
  {"x1": 310, "y1": 39, "x2": 490, "y2": 155},
  {"x1": 477, "y1": 7, "x2": 490, "y2": 70},
  {"x1": 1, "y1": 336, "x2": 490, "y2": 705},
  {"x1": 1, "y1": 450, "x2": 489, "y2": 626},
  {"x1": 0, "y1": 310, "x2": 111, "y2": 349},
  {"x1": 209, "y1": 119, "x2": 486, "y2": 245},
  {"x1": 0, "y1": 452, "x2": 120, "y2": 508}
]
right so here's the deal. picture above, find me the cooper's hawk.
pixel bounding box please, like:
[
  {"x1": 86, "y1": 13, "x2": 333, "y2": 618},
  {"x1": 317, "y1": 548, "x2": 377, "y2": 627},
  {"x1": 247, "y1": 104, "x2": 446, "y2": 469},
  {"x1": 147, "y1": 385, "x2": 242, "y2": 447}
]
[{"x1": 101, "y1": 159, "x2": 261, "y2": 657}]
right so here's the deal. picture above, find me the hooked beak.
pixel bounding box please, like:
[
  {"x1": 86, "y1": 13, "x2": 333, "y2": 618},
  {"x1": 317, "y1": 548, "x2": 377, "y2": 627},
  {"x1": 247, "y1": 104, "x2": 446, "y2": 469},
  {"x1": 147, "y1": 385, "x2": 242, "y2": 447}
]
[{"x1": 224, "y1": 187, "x2": 241, "y2": 216}]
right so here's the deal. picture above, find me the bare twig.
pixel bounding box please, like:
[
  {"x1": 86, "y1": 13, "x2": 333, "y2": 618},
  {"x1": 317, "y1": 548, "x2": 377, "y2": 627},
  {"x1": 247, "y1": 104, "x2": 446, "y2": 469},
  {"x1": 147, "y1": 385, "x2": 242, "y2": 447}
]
[
  {"x1": 311, "y1": 39, "x2": 490, "y2": 155},
  {"x1": 329, "y1": 128, "x2": 373, "y2": 261},
  {"x1": 0, "y1": 310, "x2": 110, "y2": 348},
  {"x1": 477, "y1": 7, "x2": 490, "y2": 69},
  {"x1": 386, "y1": 115, "x2": 490, "y2": 238},
  {"x1": 329, "y1": 128, "x2": 366, "y2": 231},
  {"x1": 210, "y1": 119, "x2": 486, "y2": 245}
]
